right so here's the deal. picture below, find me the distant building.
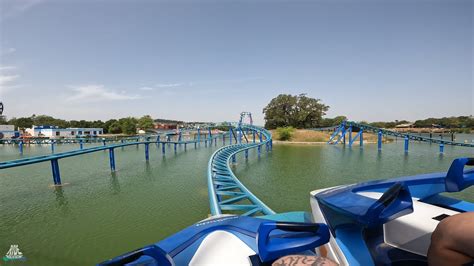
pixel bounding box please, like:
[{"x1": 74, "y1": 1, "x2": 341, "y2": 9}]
[
  {"x1": 25, "y1": 125, "x2": 103, "y2": 138},
  {"x1": 153, "y1": 119, "x2": 183, "y2": 130},
  {"x1": 395, "y1": 123, "x2": 414, "y2": 128},
  {"x1": 0, "y1": 125, "x2": 20, "y2": 139}
]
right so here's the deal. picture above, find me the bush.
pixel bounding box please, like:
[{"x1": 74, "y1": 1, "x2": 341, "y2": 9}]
[{"x1": 276, "y1": 127, "x2": 294, "y2": 141}]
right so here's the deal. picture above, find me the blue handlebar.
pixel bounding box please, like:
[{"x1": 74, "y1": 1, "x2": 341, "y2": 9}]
[
  {"x1": 446, "y1": 158, "x2": 474, "y2": 192},
  {"x1": 257, "y1": 221, "x2": 330, "y2": 262}
]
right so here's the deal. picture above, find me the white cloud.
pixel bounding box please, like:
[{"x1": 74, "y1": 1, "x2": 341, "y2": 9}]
[
  {"x1": 1, "y1": 0, "x2": 45, "y2": 21},
  {"x1": 139, "y1": 86, "x2": 154, "y2": 91},
  {"x1": 156, "y1": 83, "x2": 183, "y2": 88},
  {"x1": 0, "y1": 74, "x2": 20, "y2": 94},
  {"x1": 0, "y1": 48, "x2": 16, "y2": 56},
  {"x1": 0, "y1": 65, "x2": 17, "y2": 71},
  {"x1": 67, "y1": 85, "x2": 141, "y2": 102}
]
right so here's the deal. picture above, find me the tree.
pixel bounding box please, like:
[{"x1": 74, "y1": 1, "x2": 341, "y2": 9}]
[
  {"x1": 137, "y1": 115, "x2": 154, "y2": 130},
  {"x1": 9, "y1": 117, "x2": 34, "y2": 129},
  {"x1": 263, "y1": 94, "x2": 329, "y2": 129},
  {"x1": 118, "y1": 117, "x2": 137, "y2": 135},
  {"x1": 108, "y1": 121, "x2": 122, "y2": 134}
]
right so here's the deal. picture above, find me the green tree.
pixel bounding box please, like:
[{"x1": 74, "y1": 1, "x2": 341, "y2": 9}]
[
  {"x1": 137, "y1": 115, "x2": 154, "y2": 130},
  {"x1": 108, "y1": 121, "x2": 122, "y2": 134},
  {"x1": 263, "y1": 94, "x2": 329, "y2": 129},
  {"x1": 0, "y1": 116, "x2": 8, "y2": 125},
  {"x1": 118, "y1": 117, "x2": 137, "y2": 135},
  {"x1": 104, "y1": 119, "x2": 118, "y2": 134},
  {"x1": 8, "y1": 117, "x2": 34, "y2": 129}
]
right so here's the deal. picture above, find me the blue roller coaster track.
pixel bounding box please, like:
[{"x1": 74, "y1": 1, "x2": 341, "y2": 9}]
[
  {"x1": 328, "y1": 121, "x2": 474, "y2": 148},
  {"x1": 0, "y1": 130, "x2": 224, "y2": 186},
  {"x1": 207, "y1": 123, "x2": 275, "y2": 217}
]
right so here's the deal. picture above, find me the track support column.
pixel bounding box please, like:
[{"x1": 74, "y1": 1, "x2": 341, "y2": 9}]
[
  {"x1": 360, "y1": 130, "x2": 364, "y2": 147},
  {"x1": 51, "y1": 159, "x2": 61, "y2": 185},
  {"x1": 404, "y1": 136, "x2": 409, "y2": 153},
  {"x1": 378, "y1": 130, "x2": 382, "y2": 151},
  {"x1": 109, "y1": 148, "x2": 116, "y2": 171},
  {"x1": 19, "y1": 141, "x2": 23, "y2": 154},
  {"x1": 348, "y1": 126, "x2": 352, "y2": 145},
  {"x1": 145, "y1": 143, "x2": 149, "y2": 161},
  {"x1": 439, "y1": 143, "x2": 444, "y2": 154},
  {"x1": 197, "y1": 128, "x2": 201, "y2": 143},
  {"x1": 51, "y1": 140, "x2": 55, "y2": 153}
]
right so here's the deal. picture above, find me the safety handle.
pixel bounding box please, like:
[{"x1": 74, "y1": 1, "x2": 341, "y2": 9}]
[
  {"x1": 257, "y1": 222, "x2": 330, "y2": 262},
  {"x1": 98, "y1": 245, "x2": 173, "y2": 266},
  {"x1": 446, "y1": 158, "x2": 474, "y2": 192},
  {"x1": 365, "y1": 182, "x2": 413, "y2": 226}
]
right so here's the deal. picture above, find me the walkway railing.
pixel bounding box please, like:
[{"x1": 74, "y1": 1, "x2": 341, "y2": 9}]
[{"x1": 207, "y1": 124, "x2": 275, "y2": 217}]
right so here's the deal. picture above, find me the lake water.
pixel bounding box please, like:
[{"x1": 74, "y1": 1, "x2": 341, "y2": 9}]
[{"x1": 0, "y1": 140, "x2": 473, "y2": 265}]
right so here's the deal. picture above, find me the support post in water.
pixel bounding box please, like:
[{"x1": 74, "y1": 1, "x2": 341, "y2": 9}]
[
  {"x1": 102, "y1": 138, "x2": 106, "y2": 146},
  {"x1": 19, "y1": 140, "x2": 23, "y2": 154},
  {"x1": 253, "y1": 130, "x2": 256, "y2": 143},
  {"x1": 404, "y1": 136, "x2": 409, "y2": 153},
  {"x1": 51, "y1": 140, "x2": 55, "y2": 153},
  {"x1": 174, "y1": 143, "x2": 177, "y2": 153},
  {"x1": 342, "y1": 128, "x2": 346, "y2": 145},
  {"x1": 223, "y1": 134, "x2": 226, "y2": 145},
  {"x1": 439, "y1": 143, "x2": 444, "y2": 154},
  {"x1": 378, "y1": 130, "x2": 382, "y2": 151},
  {"x1": 197, "y1": 128, "x2": 201, "y2": 143},
  {"x1": 162, "y1": 142, "x2": 166, "y2": 154},
  {"x1": 145, "y1": 143, "x2": 149, "y2": 161},
  {"x1": 215, "y1": 137, "x2": 217, "y2": 146},
  {"x1": 51, "y1": 159, "x2": 61, "y2": 185},
  {"x1": 238, "y1": 128, "x2": 241, "y2": 144},
  {"x1": 109, "y1": 148, "x2": 116, "y2": 171},
  {"x1": 229, "y1": 128, "x2": 233, "y2": 145},
  {"x1": 360, "y1": 130, "x2": 364, "y2": 147},
  {"x1": 348, "y1": 126, "x2": 353, "y2": 145},
  {"x1": 245, "y1": 149, "x2": 248, "y2": 159},
  {"x1": 184, "y1": 143, "x2": 187, "y2": 151},
  {"x1": 80, "y1": 140, "x2": 84, "y2": 150},
  {"x1": 208, "y1": 127, "x2": 212, "y2": 142}
]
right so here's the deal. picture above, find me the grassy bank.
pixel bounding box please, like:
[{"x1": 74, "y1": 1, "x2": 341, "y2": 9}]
[{"x1": 270, "y1": 129, "x2": 380, "y2": 143}]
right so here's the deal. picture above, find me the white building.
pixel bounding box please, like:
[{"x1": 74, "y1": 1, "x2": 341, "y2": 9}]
[
  {"x1": 0, "y1": 125, "x2": 19, "y2": 139},
  {"x1": 25, "y1": 125, "x2": 104, "y2": 138}
]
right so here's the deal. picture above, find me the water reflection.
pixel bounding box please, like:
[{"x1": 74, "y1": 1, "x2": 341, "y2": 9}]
[
  {"x1": 109, "y1": 171, "x2": 121, "y2": 194},
  {"x1": 53, "y1": 186, "x2": 70, "y2": 214}
]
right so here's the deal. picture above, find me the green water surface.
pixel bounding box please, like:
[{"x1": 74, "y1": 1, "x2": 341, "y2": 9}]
[{"x1": 0, "y1": 141, "x2": 473, "y2": 265}]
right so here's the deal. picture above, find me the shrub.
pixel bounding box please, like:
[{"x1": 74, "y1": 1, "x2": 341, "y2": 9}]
[{"x1": 276, "y1": 127, "x2": 295, "y2": 141}]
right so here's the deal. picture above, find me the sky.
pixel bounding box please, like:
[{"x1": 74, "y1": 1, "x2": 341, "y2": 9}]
[{"x1": 0, "y1": 0, "x2": 472, "y2": 125}]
